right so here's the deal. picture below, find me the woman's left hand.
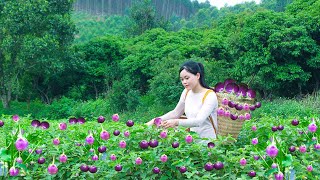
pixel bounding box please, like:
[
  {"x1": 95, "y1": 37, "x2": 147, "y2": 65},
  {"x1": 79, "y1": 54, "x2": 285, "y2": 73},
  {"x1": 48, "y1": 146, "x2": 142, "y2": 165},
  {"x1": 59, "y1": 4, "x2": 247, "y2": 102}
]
[{"x1": 161, "y1": 119, "x2": 178, "y2": 129}]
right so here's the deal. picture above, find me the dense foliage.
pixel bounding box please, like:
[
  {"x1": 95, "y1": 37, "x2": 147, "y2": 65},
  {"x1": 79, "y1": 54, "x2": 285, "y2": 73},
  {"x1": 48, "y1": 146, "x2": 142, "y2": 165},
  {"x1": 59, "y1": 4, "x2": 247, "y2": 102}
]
[
  {"x1": 71, "y1": 0, "x2": 320, "y2": 114},
  {"x1": 1, "y1": 0, "x2": 320, "y2": 117},
  {"x1": 0, "y1": 0, "x2": 76, "y2": 108}
]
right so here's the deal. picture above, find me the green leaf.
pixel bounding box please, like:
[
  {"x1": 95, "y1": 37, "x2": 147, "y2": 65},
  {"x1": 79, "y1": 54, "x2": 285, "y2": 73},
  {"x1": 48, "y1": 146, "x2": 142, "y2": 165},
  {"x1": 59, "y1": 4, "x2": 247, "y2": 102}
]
[
  {"x1": 0, "y1": 148, "x2": 11, "y2": 161},
  {"x1": 185, "y1": 171, "x2": 195, "y2": 179},
  {"x1": 265, "y1": 168, "x2": 278, "y2": 176},
  {"x1": 0, "y1": 148, "x2": 8, "y2": 155},
  {"x1": 160, "y1": 175, "x2": 169, "y2": 180},
  {"x1": 282, "y1": 154, "x2": 293, "y2": 167}
]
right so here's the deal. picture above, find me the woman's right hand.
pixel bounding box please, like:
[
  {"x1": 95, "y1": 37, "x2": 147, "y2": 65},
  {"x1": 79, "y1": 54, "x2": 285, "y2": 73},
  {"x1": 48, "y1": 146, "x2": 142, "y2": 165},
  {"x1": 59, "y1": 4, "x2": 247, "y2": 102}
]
[{"x1": 145, "y1": 119, "x2": 154, "y2": 126}]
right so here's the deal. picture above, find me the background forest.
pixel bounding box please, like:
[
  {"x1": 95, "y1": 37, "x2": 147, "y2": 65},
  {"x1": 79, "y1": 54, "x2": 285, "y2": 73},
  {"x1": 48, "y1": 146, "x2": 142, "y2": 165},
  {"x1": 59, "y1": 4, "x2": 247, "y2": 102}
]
[{"x1": 0, "y1": 0, "x2": 319, "y2": 121}]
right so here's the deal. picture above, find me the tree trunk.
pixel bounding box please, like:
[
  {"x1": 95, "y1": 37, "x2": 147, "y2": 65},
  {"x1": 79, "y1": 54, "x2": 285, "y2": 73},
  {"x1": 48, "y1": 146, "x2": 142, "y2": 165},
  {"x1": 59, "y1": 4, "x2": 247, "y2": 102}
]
[
  {"x1": 166, "y1": 0, "x2": 169, "y2": 19},
  {"x1": 33, "y1": 77, "x2": 52, "y2": 104},
  {"x1": 298, "y1": 83, "x2": 302, "y2": 99},
  {"x1": 314, "y1": 71, "x2": 319, "y2": 91},
  {"x1": 108, "y1": 0, "x2": 111, "y2": 15},
  {"x1": 1, "y1": 89, "x2": 11, "y2": 109},
  {"x1": 27, "y1": 95, "x2": 31, "y2": 110},
  {"x1": 101, "y1": 0, "x2": 104, "y2": 15},
  {"x1": 1, "y1": 98, "x2": 10, "y2": 109},
  {"x1": 0, "y1": 53, "x2": 12, "y2": 109},
  {"x1": 161, "y1": 0, "x2": 165, "y2": 19},
  {"x1": 37, "y1": 87, "x2": 51, "y2": 105},
  {"x1": 93, "y1": 82, "x2": 98, "y2": 99}
]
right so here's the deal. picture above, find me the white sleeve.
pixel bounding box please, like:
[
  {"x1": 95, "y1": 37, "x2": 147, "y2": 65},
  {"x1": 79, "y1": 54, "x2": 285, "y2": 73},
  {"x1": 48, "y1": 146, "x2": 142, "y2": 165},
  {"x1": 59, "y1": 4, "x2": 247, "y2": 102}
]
[
  {"x1": 159, "y1": 89, "x2": 187, "y2": 121},
  {"x1": 178, "y1": 92, "x2": 218, "y2": 127}
]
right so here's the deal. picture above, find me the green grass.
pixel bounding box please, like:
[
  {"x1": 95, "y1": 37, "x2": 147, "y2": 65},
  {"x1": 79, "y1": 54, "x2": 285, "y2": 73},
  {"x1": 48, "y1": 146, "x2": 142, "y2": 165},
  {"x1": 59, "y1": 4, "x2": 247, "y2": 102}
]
[
  {"x1": 1, "y1": 91, "x2": 319, "y2": 122},
  {"x1": 252, "y1": 91, "x2": 320, "y2": 119}
]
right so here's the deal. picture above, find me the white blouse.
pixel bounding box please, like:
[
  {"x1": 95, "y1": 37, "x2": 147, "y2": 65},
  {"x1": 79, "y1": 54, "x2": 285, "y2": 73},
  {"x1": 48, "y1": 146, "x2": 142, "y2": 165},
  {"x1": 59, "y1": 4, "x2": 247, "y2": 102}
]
[{"x1": 159, "y1": 88, "x2": 218, "y2": 141}]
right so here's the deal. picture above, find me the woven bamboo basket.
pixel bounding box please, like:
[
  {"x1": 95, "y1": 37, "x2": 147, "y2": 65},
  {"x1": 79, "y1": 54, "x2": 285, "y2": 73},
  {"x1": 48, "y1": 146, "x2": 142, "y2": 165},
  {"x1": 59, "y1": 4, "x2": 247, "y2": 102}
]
[
  {"x1": 217, "y1": 117, "x2": 244, "y2": 139},
  {"x1": 216, "y1": 93, "x2": 254, "y2": 139}
]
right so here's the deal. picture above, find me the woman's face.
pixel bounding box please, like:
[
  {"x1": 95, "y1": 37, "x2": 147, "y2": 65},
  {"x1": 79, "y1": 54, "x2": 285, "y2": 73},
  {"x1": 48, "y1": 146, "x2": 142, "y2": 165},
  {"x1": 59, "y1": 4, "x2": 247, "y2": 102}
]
[{"x1": 180, "y1": 69, "x2": 200, "y2": 90}]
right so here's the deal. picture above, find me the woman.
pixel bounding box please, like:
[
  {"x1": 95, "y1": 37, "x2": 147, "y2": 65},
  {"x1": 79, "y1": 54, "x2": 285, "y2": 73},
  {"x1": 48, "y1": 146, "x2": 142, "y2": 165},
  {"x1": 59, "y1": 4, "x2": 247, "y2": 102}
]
[{"x1": 146, "y1": 60, "x2": 218, "y2": 141}]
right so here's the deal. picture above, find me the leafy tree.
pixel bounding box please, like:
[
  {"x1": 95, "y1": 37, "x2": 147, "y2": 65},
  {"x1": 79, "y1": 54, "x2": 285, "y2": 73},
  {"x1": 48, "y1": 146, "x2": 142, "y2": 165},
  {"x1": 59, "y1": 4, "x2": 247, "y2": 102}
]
[
  {"x1": 72, "y1": 12, "x2": 129, "y2": 43},
  {"x1": 72, "y1": 36, "x2": 125, "y2": 100},
  {"x1": 126, "y1": 0, "x2": 169, "y2": 36},
  {"x1": 234, "y1": 10, "x2": 318, "y2": 97},
  {"x1": 126, "y1": 0, "x2": 157, "y2": 36},
  {"x1": 199, "y1": 29, "x2": 231, "y2": 61},
  {"x1": 286, "y1": 0, "x2": 320, "y2": 45},
  {"x1": 227, "y1": 1, "x2": 260, "y2": 13},
  {"x1": 183, "y1": 7, "x2": 219, "y2": 29},
  {"x1": 0, "y1": 0, "x2": 76, "y2": 107},
  {"x1": 147, "y1": 51, "x2": 186, "y2": 110},
  {"x1": 286, "y1": 0, "x2": 320, "y2": 90},
  {"x1": 261, "y1": 0, "x2": 293, "y2": 12},
  {"x1": 108, "y1": 76, "x2": 141, "y2": 112},
  {"x1": 261, "y1": 0, "x2": 277, "y2": 10}
]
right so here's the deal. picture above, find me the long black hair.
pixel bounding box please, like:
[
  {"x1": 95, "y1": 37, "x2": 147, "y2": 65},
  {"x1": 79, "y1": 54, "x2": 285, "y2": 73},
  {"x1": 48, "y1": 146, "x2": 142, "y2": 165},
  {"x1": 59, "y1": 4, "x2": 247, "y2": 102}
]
[{"x1": 179, "y1": 60, "x2": 213, "y2": 90}]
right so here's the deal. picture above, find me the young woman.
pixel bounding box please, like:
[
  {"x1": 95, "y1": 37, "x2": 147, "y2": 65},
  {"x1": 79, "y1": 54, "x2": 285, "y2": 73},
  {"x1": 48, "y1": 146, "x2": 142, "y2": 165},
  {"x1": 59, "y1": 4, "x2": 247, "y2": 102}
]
[{"x1": 146, "y1": 60, "x2": 218, "y2": 141}]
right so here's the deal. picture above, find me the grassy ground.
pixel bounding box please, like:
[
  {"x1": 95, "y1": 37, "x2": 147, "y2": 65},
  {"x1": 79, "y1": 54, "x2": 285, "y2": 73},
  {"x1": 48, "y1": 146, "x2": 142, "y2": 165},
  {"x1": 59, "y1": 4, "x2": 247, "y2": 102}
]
[{"x1": 0, "y1": 91, "x2": 319, "y2": 122}]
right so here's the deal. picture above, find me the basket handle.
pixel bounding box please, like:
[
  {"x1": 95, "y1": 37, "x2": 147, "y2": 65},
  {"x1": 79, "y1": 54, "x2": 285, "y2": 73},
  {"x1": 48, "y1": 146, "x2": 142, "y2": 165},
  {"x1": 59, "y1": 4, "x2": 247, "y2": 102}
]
[{"x1": 202, "y1": 90, "x2": 217, "y2": 134}]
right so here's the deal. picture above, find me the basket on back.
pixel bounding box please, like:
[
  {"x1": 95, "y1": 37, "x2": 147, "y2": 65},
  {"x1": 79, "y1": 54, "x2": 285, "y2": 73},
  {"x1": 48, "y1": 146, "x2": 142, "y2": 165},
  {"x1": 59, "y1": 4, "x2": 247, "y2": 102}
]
[{"x1": 214, "y1": 79, "x2": 261, "y2": 139}]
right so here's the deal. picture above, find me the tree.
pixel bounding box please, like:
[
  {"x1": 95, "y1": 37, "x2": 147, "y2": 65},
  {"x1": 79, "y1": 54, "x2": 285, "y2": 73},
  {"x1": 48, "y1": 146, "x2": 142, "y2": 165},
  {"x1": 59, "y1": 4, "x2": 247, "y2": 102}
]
[
  {"x1": 286, "y1": 0, "x2": 320, "y2": 91},
  {"x1": 126, "y1": 0, "x2": 157, "y2": 36},
  {"x1": 0, "y1": 0, "x2": 76, "y2": 108},
  {"x1": 72, "y1": 36, "x2": 125, "y2": 100},
  {"x1": 126, "y1": 0, "x2": 169, "y2": 36},
  {"x1": 261, "y1": 0, "x2": 293, "y2": 12},
  {"x1": 234, "y1": 10, "x2": 318, "y2": 97}
]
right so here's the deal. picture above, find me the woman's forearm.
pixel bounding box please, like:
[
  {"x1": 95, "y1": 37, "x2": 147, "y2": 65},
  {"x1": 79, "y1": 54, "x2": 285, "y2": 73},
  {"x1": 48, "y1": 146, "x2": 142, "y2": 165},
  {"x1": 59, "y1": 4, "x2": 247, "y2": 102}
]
[{"x1": 159, "y1": 109, "x2": 183, "y2": 121}]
